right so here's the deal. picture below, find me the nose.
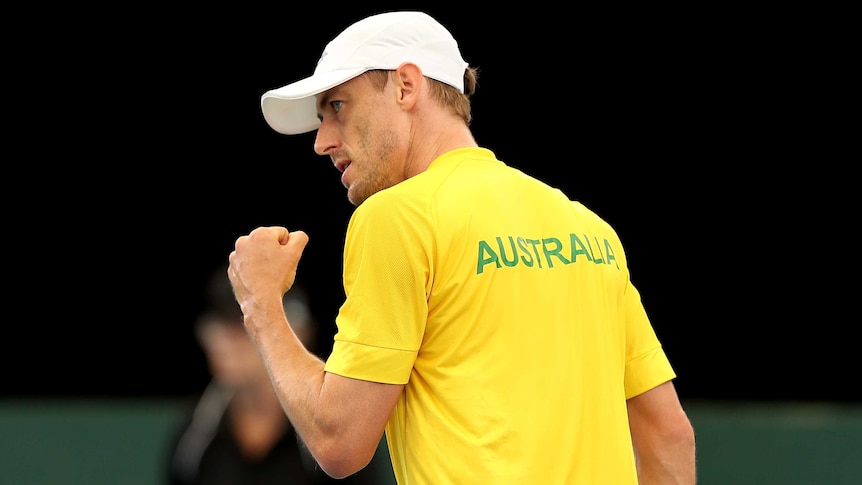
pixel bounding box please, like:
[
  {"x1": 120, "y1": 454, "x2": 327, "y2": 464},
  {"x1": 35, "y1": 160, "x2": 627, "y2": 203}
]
[{"x1": 313, "y1": 120, "x2": 338, "y2": 156}]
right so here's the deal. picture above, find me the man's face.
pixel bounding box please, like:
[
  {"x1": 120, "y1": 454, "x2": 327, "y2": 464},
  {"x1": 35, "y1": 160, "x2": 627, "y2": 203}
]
[{"x1": 313, "y1": 74, "x2": 407, "y2": 206}]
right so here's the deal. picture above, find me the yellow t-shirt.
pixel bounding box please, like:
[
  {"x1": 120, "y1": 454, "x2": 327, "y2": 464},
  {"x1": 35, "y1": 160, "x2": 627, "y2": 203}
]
[{"x1": 324, "y1": 147, "x2": 676, "y2": 484}]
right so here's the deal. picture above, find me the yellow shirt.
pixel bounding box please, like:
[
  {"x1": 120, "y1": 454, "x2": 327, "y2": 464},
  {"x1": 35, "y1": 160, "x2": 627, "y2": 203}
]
[{"x1": 324, "y1": 147, "x2": 676, "y2": 484}]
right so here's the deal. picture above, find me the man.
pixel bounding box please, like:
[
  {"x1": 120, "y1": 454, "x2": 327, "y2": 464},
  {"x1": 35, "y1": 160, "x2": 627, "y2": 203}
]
[{"x1": 228, "y1": 10, "x2": 696, "y2": 484}]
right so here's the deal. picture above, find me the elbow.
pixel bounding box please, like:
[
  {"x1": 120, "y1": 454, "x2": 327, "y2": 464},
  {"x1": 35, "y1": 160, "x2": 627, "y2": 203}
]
[
  {"x1": 312, "y1": 435, "x2": 377, "y2": 479},
  {"x1": 674, "y1": 411, "x2": 697, "y2": 449},
  {"x1": 658, "y1": 409, "x2": 696, "y2": 454}
]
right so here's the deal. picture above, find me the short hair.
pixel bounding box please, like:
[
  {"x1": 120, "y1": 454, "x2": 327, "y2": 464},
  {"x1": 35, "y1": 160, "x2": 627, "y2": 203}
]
[{"x1": 362, "y1": 66, "x2": 479, "y2": 125}]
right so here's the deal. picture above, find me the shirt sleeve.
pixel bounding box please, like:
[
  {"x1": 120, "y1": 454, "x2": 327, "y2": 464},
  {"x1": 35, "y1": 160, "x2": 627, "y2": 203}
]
[
  {"x1": 623, "y1": 280, "x2": 677, "y2": 398},
  {"x1": 323, "y1": 191, "x2": 432, "y2": 384}
]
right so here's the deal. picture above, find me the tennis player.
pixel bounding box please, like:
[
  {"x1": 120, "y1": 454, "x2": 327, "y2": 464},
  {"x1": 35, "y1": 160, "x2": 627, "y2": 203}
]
[{"x1": 228, "y1": 10, "x2": 696, "y2": 484}]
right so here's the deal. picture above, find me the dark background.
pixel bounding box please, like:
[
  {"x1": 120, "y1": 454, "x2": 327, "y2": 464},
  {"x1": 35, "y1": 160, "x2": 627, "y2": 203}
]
[{"x1": 7, "y1": 6, "x2": 850, "y2": 402}]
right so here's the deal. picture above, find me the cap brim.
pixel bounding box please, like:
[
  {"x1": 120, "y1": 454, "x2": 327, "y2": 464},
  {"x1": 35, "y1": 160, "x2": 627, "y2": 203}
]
[{"x1": 261, "y1": 67, "x2": 368, "y2": 135}]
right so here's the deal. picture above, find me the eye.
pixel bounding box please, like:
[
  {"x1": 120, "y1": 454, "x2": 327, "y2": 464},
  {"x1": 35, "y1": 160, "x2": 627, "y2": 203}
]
[{"x1": 331, "y1": 100, "x2": 343, "y2": 113}]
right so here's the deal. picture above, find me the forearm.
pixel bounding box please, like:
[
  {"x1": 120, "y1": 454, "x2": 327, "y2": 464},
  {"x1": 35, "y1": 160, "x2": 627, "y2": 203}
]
[
  {"x1": 634, "y1": 438, "x2": 697, "y2": 484},
  {"x1": 242, "y1": 296, "x2": 373, "y2": 477},
  {"x1": 254, "y1": 312, "x2": 329, "y2": 439}
]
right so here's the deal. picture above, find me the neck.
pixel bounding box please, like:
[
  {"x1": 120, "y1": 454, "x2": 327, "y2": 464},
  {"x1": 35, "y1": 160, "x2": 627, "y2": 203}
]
[{"x1": 404, "y1": 122, "x2": 478, "y2": 178}]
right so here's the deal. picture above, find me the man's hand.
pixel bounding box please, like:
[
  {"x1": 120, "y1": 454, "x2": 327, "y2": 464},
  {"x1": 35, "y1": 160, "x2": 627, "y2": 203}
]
[{"x1": 227, "y1": 226, "x2": 310, "y2": 315}]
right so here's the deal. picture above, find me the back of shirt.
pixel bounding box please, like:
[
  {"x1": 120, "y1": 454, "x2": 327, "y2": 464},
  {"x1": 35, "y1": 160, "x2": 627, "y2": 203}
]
[{"x1": 325, "y1": 147, "x2": 675, "y2": 484}]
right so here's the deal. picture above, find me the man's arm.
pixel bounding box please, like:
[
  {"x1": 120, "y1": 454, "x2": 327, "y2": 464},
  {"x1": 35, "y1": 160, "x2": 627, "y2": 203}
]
[
  {"x1": 627, "y1": 380, "x2": 697, "y2": 484},
  {"x1": 252, "y1": 306, "x2": 402, "y2": 478},
  {"x1": 228, "y1": 226, "x2": 403, "y2": 479}
]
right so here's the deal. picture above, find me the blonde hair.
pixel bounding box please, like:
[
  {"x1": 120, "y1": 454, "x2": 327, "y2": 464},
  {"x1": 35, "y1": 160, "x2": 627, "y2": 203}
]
[{"x1": 364, "y1": 67, "x2": 479, "y2": 125}]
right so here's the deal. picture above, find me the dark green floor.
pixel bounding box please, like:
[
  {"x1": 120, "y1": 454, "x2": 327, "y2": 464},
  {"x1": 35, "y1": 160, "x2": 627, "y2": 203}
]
[{"x1": 1, "y1": 399, "x2": 859, "y2": 484}]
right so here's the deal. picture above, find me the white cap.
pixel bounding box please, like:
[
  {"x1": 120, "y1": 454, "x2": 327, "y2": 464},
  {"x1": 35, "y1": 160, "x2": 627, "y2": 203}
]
[{"x1": 260, "y1": 11, "x2": 469, "y2": 135}]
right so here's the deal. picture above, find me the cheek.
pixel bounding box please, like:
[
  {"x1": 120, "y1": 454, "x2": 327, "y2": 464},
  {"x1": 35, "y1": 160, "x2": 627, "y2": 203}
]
[
  {"x1": 352, "y1": 114, "x2": 379, "y2": 156},
  {"x1": 354, "y1": 101, "x2": 382, "y2": 134},
  {"x1": 349, "y1": 100, "x2": 403, "y2": 161}
]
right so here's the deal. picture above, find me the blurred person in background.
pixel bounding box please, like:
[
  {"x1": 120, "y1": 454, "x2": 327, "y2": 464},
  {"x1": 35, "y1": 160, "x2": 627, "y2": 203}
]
[{"x1": 166, "y1": 263, "x2": 393, "y2": 485}]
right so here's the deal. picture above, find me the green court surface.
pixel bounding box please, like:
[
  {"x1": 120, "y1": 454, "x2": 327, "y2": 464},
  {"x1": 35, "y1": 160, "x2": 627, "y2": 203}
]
[{"x1": 0, "y1": 399, "x2": 859, "y2": 484}]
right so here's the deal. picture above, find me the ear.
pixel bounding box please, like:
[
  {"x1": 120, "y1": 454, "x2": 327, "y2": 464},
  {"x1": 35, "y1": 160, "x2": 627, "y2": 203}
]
[{"x1": 392, "y1": 62, "x2": 423, "y2": 110}]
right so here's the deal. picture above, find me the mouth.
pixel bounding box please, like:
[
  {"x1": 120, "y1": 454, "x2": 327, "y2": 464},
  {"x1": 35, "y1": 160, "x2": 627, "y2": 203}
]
[{"x1": 333, "y1": 159, "x2": 352, "y2": 188}]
